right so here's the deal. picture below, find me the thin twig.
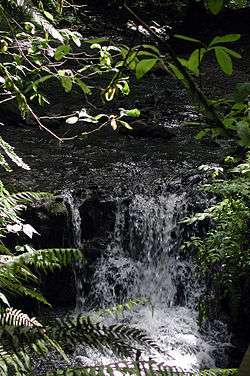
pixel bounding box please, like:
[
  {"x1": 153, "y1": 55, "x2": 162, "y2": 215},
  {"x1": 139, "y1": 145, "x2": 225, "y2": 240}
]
[
  {"x1": 40, "y1": 112, "x2": 77, "y2": 120},
  {"x1": 0, "y1": 96, "x2": 16, "y2": 105},
  {"x1": 27, "y1": 104, "x2": 63, "y2": 142}
]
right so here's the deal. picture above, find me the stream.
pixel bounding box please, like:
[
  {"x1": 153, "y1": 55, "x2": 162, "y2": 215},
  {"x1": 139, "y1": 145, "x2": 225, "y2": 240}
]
[{"x1": 1, "y1": 69, "x2": 234, "y2": 374}]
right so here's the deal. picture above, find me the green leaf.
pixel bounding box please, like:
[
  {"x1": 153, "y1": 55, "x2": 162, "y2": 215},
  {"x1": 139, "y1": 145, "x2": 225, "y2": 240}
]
[
  {"x1": 121, "y1": 81, "x2": 130, "y2": 95},
  {"x1": 234, "y1": 83, "x2": 250, "y2": 102},
  {"x1": 187, "y1": 48, "x2": 206, "y2": 74},
  {"x1": 120, "y1": 108, "x2": 140, "y2": 118},
  {"x1": 195, "y1": 129, "x2": 210, "y2": 140},
  {"x1": 135, "y1": 58, "x2": 158, "y2": 79},
  {"x1": 119, "y1": 120, "x2": 133, "y2": 130},
  {"x1": 60, "y1": 76, "x2": 72, "y2": 93},
  {"x1": 43, "y1": 10, "x2": 54, "y2": 21},
  {"x1": 54, "y1": 44, "x2": 71, "y2": 61},
  {"x1": 214, "y1": 47, "x2": 233, "y2": 75},
  {"x1": 25, "y1": 75, "x2": 53, "y2": 93},
  {"x1": 209, "y1": 34, "x2": 241, "y2": 46},
  {"x1": 174, "y1": 34, "x2": 201, "y2": 44},
  {"x1": 237, "y1": 120, "x2": 250, "y2": 147},
  {"x1": 75, "y1": 78, "x2": 91, "y2": 94},
  {"x1": 168, "y1": 63, "x2": 185, "y2": 80},
  {"x1": 142, "y1": 44, "x2": 160, "y2": 54},
  {"x1": 72, "y1": 33, "x2": 81, "y2": 47},
  {"x1": 218, "y1": 47, "x2": 241, "y2": 59},
  {"x1": 207, "y1": 0, "x2": 224, "y2": 15}
]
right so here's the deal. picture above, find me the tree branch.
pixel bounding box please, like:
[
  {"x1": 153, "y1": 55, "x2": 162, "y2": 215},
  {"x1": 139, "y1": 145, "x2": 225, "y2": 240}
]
[{"x1": 124, "y1": 2, "x2": 223, "y2": 127}]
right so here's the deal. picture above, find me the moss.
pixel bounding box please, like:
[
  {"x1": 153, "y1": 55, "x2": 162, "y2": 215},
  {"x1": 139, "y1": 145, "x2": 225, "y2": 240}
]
[{"x1": 46, "y1": 200, "x2": 69, "y2": 216}]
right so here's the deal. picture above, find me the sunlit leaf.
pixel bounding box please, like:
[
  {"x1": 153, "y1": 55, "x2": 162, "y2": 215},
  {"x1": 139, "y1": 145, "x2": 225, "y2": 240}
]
[
  {"x1": 54, "y1": 44, "x2": 71, "y2": 61},
  {"x1": 110, "y1": 117, "x2": 117, "y2": 130},
  {"x1": 214, "y1": 47, "x2": 233, "y2": 75},
  {"x1": 75, "y1": 78, "x2": 91, "y2": 94},
  {"x1": 209, "y1": 34, "x2": 241, "y2": 46},
  {"x1": 119, "y1": 120, "x2": 133, "y2": 130},
  {"x1": 135, "y1": 58, "x2": 158, "y2": 79},
  {"x1": 66, "y1": 116, "x2": 79, "y2": 124}
]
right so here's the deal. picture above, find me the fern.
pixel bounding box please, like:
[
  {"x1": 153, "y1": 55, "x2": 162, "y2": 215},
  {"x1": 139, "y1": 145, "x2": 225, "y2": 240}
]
[
  {"x1": 53, "y1": 314, "x2": 162, "y2": 358},
  {"x1": 2, "y1": 0, "x2": 64, "y2": 42},
  {"x1": 0, "y1": 136, "x2": 30, "y2": 172},
  {"x1": 2, "y1": 248, "x2": 83, "y2": 273},
  {"x1": 43, "y1": 364, "x2": 239, "y2": 376}
]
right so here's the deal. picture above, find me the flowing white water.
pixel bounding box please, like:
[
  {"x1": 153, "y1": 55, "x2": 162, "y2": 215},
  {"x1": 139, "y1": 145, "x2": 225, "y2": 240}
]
[
  {"x1": 74, "y1": 192, "x2": 230, "y2": 372},
  {"x1": 62, "y1": 191, "x2": 86, "y2": 311}
]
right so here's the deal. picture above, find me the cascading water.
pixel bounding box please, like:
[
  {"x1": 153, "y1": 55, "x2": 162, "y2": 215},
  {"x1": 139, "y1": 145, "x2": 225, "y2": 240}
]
[
  {"x1": 73, "y1": 191, "x2": 230, "y2": 372},
  {"x1": 62, "y1": 191, "x2": 86, "y2": 311}
]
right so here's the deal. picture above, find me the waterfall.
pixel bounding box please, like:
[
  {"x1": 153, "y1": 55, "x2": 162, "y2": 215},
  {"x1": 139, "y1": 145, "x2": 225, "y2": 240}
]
[
  {"x1": 62, "y1": 191, "x2": 86, "y2": 311},
  {"x1": 71, "y1": 191, "x2": 230, "y2": 371}
]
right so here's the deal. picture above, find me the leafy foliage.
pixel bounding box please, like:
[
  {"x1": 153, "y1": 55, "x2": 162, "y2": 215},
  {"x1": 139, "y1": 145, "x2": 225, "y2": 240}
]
[{"x1": 183, "y1": 153, "x2": 250, "y2": 318}]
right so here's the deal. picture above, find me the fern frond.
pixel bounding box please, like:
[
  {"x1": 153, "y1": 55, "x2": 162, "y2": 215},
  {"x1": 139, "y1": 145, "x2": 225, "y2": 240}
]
[
  {"x1": 7, "y1": 0, "x2": 64, "y2": 42},
  {"x1": 44, "y1": 361, "x2": 186, "y2": 375},
  {"x1": 0, "y1": 307, "x2": 42, "y2": 327},
  {"x1": 44, "y1": 365, "x2": 239, "y2": 376},
  {"x1": 3, "y1": 248, "x2": 83, "y2": 273},
  {"x1": 53, "y1": 315, "x2": 162, "y2": 358},
  {"x1": 7, "y1": 191, "x2": 53, "y2": 205},
  {"x1": 0, "y1": 347, "x2": 31, "y2": 376},
  {"x1": 0, "y1": 136, "x2": 30, "y2": 171}
]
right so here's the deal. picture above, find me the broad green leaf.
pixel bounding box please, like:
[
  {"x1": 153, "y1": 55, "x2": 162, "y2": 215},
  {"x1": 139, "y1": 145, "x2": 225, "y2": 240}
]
[
  {"x1": 207, "y1": 0, "x2": 224, "y2": 15},
  {"x1": 186, "y1": 48, "x2": 207, "y2": 74},
  {"x1": 121, "y1": 81, "x2": 130, "y2": 95},
  {"x1": 218, "y1": 47, "x2": 241, "y2": 59},
  {"x1": 234, "y1": 83, "x2": 250, "y2": 102},
  {"x1": 174, "y1": 34, "x2": 201, "y2": 44},
  {"x1": 209, "y1": 34, "x2": 241, "y2": 46},
  {"x1": 168, "y1": 63, "x2": 185, "y2": 80},
  {"x1": 135, "y1": 58, "x2": 158, "y2": 79},
  {"x1": 43, "y1": 10, "x2": 54, "y2": 21},
  {"x1": 54, "y1": 44, "x2": 71, "y2": 61},
  {"x1": 223, "y1": 118, "x2": 236, "y2": 130},
  {"x1": 120, "y1": 108, "x2": 140, "y2": 118},
  {"x1": 237, "y1": 120, "x2": 250, "y2": 147},
  {"x1": 60, "y1": 76, "x2": 72, "y2": 93},
  {"x1": 72, "y1": 33, "x2": 81, "y2": 47},
  {"x1": 75, "y1": 78, "x2": 91, "y2": 94},
  {"x1": 90, "y1": 43, "x2": 101, "y2": 50},
  {"x1": 214, "y1": 47, "x2": 233, "y2": 75}
]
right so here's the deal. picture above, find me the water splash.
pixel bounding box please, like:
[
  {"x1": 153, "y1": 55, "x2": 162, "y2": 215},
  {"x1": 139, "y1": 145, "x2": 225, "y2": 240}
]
[{"x1": 73, "y1": 192, "x2": 230, "y2": 371}]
